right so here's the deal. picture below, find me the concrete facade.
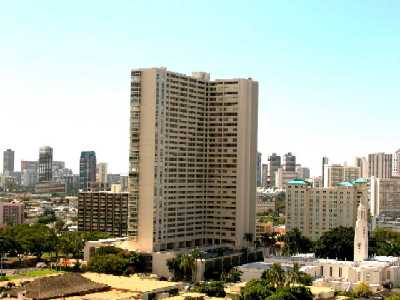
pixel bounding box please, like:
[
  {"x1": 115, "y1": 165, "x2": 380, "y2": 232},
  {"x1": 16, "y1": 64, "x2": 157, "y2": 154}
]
[
  {"x1": 370, "y1": 176, "x2": 400, "y2": 217},
  {"x1": 129, "y1": 68, "x2": 258, "y2": 252},
  {"x1": 393, "y1": 149, "x2": 400, "y2": 177},
  {"x1": 368, "y1": 152, "x2": 392, "y2": 179},
  {"x1": 323, "y1": 164, "x2": 361, "y2": 188},
  {"x1": 286, "y1": 179, "x2": 367, "y2": 240},
  {"x1": 78, "y1": 191, "x2": 128, "y2": 237},
  {"x1": 0, "y1": 200, "x2": 24, "y2": 226}
]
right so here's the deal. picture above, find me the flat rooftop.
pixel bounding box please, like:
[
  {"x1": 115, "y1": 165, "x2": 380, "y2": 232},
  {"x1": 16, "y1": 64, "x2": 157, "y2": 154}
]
[{"x1": 82, "y1": 273, "x2": 183, "y2": 294}]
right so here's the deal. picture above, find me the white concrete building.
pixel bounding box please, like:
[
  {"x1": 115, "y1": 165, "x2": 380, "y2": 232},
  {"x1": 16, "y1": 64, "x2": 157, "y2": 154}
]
[
  {"x1": 129, "y1": 68, "x2": 258, "y2": 252},
  {"x1": 302, "y1": 188, "x2": 400, "y2": 291}
]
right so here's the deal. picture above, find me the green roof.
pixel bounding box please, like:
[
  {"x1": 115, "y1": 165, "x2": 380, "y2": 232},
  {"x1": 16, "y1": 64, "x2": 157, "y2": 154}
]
[
  {"x1": 353, "y1": 178, "x2": 368, "y2": 184},
  {"x1": 336, "y1": 181, "x2": 354, "y2": 187},
  {"x1": 288, "y1": 178, "x2": 307, "y2": 185}
]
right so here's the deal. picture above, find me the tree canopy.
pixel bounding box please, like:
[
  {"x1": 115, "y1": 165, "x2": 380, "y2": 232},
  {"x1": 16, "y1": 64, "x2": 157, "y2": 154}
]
[
  {"x1": 281, "y1": 228, "x2": 313, "y2": 256},
  {"x1": 314, "y1": 226, "x2": 354, "y2": 261}
]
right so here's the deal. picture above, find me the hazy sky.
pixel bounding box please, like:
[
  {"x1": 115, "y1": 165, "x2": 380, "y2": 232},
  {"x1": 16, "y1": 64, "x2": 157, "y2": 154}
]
[{"x1": 1, "y1": 1, "x2": 400, "y2": 175}]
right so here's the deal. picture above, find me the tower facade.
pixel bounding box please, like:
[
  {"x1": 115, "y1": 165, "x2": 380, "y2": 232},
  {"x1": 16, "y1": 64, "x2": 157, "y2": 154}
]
[
  {"x1": 129, "y1": 68, "x2": 258, "y2": 252},
  {"x1": 393, "y1": 149, "x2": 400, "y2": 177},
  {"x1": 368, "y1": 152, "x2": 392, "y2": 178},
  {"x1": 256, "y1": 152, "x2": 262, "y2": 187},
  {"x1": 38, "y1": 146, "x2": 53, "y2": 182},
  {"x1": 354, "y1": 195, "x2": 369, "y2": 262},
  {"x1": 3, "y1": 149, "x2": 15, "y2": 175},
  {"x1": 268, "y1": 153, "x2": 281, "y2": 188},
  {"x1": 283, "y1": 152, "x2": 296, "y2": 172},
  {"x1": 80, "y1": 151, "x2": 97, "y2": 191}
]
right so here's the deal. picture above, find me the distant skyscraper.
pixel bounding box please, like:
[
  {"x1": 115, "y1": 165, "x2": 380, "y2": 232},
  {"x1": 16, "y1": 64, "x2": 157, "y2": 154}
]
[
  {"x1": 262, "y1": 163, "x2": 269, "y2": 187},
  {"x1": 354, "y1": 156, "x2": 368, "y2": 178},
  {"x1": 322, "y1": 156, "x2": 329, "y2": 184},
  {"x1": 79, "y1": 151, "x2": 97, "y2": 191},
  {"x1": 256, "y1": 152, "x2": 262, "y2": 187},
  {"x1": 268, "y1": 153, "x2": 281, "y2": 188},
  {"x1": 21, "y1": 161, "x2": 38, "y2": 187},
  {"x1": 368, "y1": 152, "x2": 392, "y2": 179},
  {"x1": 38, "y1": 146, "x2": 53, "y2": 182},
  {"x1": 296, "y1": 166, "x2": 310, "y2": 179},
  {"x1": 3, "y1": 149, "x2": 14, "y2": 175},
  {"x1": 283, "y1": 152, "x2": 296, "y2": 172},
  {"x1": 96, "y1": 162, "x2": 108, "y2": 184},
  {"x1": 393, "y1": 149, "x2": 400, "y2": 177},
  {"x1": 129, "y1": 67, "x2": 258, "y2": 252}
]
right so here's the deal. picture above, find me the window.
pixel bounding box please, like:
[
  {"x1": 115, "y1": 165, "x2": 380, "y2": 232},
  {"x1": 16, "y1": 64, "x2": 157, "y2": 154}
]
[
  {"x1": 329, "y1": 267, "x2": 333, "y2": 277},
  {"x1": 339, "y1": 267, "x2": 342, "y2": 277},
  {"x1": 320, "y1": 266, "x2": 323, "y2": 276}
]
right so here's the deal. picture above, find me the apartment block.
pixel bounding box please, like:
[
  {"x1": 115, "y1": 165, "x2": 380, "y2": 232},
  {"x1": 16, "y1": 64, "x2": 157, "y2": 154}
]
[
  {"x1": 0, "y1": 200, "x2": 24, "y2": 226},
  {"x1": 368, "y1": 152, "x2": 392, "y2": 179},
  {"x1": 323, "y1": 164, "x2": 361, "y2": 188},
  {"x1": 78, "y1": 192, "x2": 128, "y2": 237},
  {"x1": 370, "y1": 176, "x2": 400, "y2": 217},
  {"x1": 129, "y1": 68, "x2": 258, "y2": 252},
  {"x1": 393, "y1": 149, "x2": 400, "y2": 177},
  {"x1": 286, "y1": 179, "x2": 367, "y2": 240}
]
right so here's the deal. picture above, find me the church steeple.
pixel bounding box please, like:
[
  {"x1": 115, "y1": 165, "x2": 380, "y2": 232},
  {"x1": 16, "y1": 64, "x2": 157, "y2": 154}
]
[{"x1": 354, "y1": 198, "x2": 368, "y2": 262}]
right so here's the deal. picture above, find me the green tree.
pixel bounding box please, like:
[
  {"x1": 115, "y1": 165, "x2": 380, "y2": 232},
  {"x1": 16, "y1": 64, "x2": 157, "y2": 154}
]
[
  {"x1": 369, "y1": 228, "x2": 400, "y2": 257},
  {"x1": 221, "y1": 267, "x2": 242, "y2": 283},
  {"x1": 37, "y1": 208, "x2": 57, "y2": 224},
  {"x1": 386, "y1": 293, "x2": 400, "y2": 300},
  {"x1": 87, "y1": 254, "x2": 128, "y2": 275},
  {"x1": 281, "y1": 228, "x2": 313, "y2": 256},
  {"x1": 260, "y1": 232, "x2": 277, "y2": 256},
  {"x1": 265, "y1": 289, "x2": 296, "y2": 300},
  {"x1": 192, "y1": 281, "x2": 226, "y2": 297},
  {"x1": 314, "y1": 227, "x2": 354, "y2": 260},
  {"x1": 14, "y1": 224, "x2": 57, "y2": 258},
  {"x1": 262, "y1": 263, "x2": 286, "y2": 288},
  {"x1": 352, "y1": 281, "x2": 371, "y2": 298},
  {"x1": 240, "y1": 279, "x2": 273, "y2": 300}
]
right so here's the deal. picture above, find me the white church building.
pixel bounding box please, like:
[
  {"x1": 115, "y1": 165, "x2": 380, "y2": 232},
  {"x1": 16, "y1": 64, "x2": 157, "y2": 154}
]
[{"x1": 302, "y1": 180, "x2": 400, "y2": 292}]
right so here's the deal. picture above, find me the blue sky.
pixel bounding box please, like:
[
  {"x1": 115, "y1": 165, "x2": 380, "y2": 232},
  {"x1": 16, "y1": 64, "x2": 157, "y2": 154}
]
[{"x1": 1, "y1": 0, "x2": 399, "y2": 175}]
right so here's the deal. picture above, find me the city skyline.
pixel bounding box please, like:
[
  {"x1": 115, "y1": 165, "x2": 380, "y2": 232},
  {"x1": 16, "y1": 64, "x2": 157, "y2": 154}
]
[{"x1": 1, "y1": 1, "x2": 400, "y2": 175}]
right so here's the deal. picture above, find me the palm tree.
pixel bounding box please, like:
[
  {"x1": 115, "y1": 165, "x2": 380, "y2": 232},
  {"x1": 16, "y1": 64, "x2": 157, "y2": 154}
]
[
  {"x1": 179, "y1": 253, "x2": 196, "y2": 282},
  {"x1": 262, "y1": 263, "x2": 286, "y2": 288},
  {"x1": 286, "y1": 262, "x2": 302, "y2": 287},
  {"x1": 260, "y1": 232, "x2": 277, "y2": 257}
]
